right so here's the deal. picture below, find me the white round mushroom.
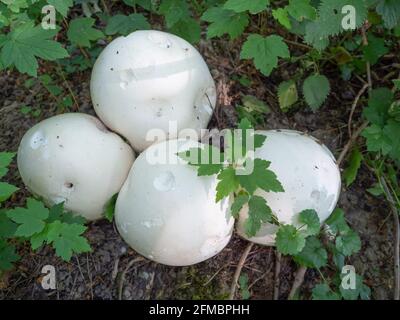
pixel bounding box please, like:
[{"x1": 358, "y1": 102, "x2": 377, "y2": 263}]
[
  {"x1": 90, "y1": 30, "x2": 216, "y2": 152},
  {"x1": 115, "y1": 139, "x2": 234, "y2": 266},
  {"x1": 236, "y1": 129, "x2": 341, "y2": 246},
  {"x1": 17, "y1": 113, "x2": 135, "y2": 221}
]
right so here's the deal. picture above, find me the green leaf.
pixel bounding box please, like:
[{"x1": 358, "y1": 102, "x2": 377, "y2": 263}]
[
  {"x1": 1, "y1": 22, "x2": 68, "y2": 76},
  {"x1": 224, "y1": 0, "x2": 269, "y2": 14},
  {"x1": 0, "y1": 182, "x2": 18, "y2": 202},
  {"x1": 158, "y1": 0, "x2": 190, "y2": 27},
  {"x1": 343, "y1": 148, "x2": 363, "y2": 187},
  {"x1": 362, "y1": 124, "x2": 392, "y2": 154},
  {"x1": 105, "y1": 14, "x2": 150, "y2": 36},
  {"x1": 325, "y1": 208, "x2": 350, "y2": 235},
  {"x1": 240, "y1": 34, "x2": 290, "y2": 76},
  {"x1": 67, "y1": 18, "x2": 104, "y2": 48},
  {"x1": 0, "y1": 239, "x2": 20, "y2": 271},
  {"x1": 216, "y1": 167, "x2": 239, "y2": 202},
  {"x1": 312, "y1": 283, "x2": 341, "y2": 300},
  {"x1": 0, "y1": 152, "x2": 15, "y2": 178},
  {"x1": 362, "y1": 34, "x2": 388, "y2": 65},
  {"x1": 363, "y1": 87, "x2": 393, "y2": 126},
  {"x1": 169, "y1": 17, "x2": 201, "y2": 44},
  {"x1": 0, "y1": 209, "x2": 17, "y2": 239},
  {"x1": 278, "y1": 80, "x2": 298, "y2": 111},
  {"x1": 244, "y1": 195, "x2": 273, "y2": 237},
  {"x1": 241, "y1": 95, "x2": 270, "y2": 114},
  {"x1": 336, "y1": 229, "x2": 361, "y2": 256},
  {"x1": 238, "y1": 274, "x2": 251, "y2": 299},
  {"x1": 272, "y1": 8, "x2": 291, "y2": 29},
  {"x1": 1, "y1": 0, "x2": 28, "y2": 13},
  {"x1": 237, "y1": 159, "x2": 284, "y2": 195},
  {"x1": 179, "y1": 145, "x2": 223, "y2": 176},
  {"x1": 376, "y1": 0, "x2": 400, "y2": 29},
  {"x1": 47, "y1": 202, "x2": 86, "y2": 225},
  {"x1": 287, "y1": 0, "x2": 316, "y2": 21},
  {"x1": 46, "y1": 221, "x2": 91, "y2": 261},
  {"x1": 7, "y1": 198, "x2": 49, "y2": 237},
  {"x1": 384, "y1": 120, "x2": 400, "y2": 161},
  {"x1": 201, "y1": 7, "x2": 249, "y2": 39},
  {"x1": 47, "y1": 0, "x2": 73, "y2": 17},
  {"x1": 276, "y1": 224, "x2": 306, "y2": 255},
  {"x1": 293, "y1": 236, "x2": 328, "y2": 268},
  {"x1": 367, "y1": 183, "x2": 384, "y2": 196},
  {"x1": 104, "y1": 193, "x2": 118, "y2": 222},
  {"x1": 302, "y1": 74, "x2": 330, "y2": 111},
  {"x1": 393, "y1": 79, "x2": 400, "y2": 91},
  {"x1": 231, "y1": 194, "x2": 249, "y2": 218},
  {"x1": 298, "y1": 209, "x2": 320, "y2": 236}
]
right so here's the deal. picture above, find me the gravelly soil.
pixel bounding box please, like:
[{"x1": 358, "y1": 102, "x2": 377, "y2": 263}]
[{"x1": 0, "y1": 37, "x2": 396, "y2": 300}]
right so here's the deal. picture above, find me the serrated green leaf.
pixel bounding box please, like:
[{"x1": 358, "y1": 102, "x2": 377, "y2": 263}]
[
  {"x1": 272, "y1": 8, "x2": 291, "y2": 29},
  {"x1": 244, "y1": 195, "x2": 273, "y2": 237},
  {"x1": 362, "y1": 124, "x2": 392, "y2": 154},
  {"x1": 363, "y1": 87, "x2": 393, "y2": 126},
  {"x1": 293, "y1": 236, "x2": 327, "y2": 268},
  {"x1": 362, "y1": 34, "x2": 388, "y2": 65},
  {"x1": 312, "y1": 283, "x2": 341, "y2": 300},
  {"x1": 0, "y1": 239, "x2": 20, "y2": 270},
  {"x1": 169, "y1": 17, "x2": 201, "y2": 44},
  {"x1": 46, "y1": 221, "x2": 91, "y2": 261},
  {"x1": 179, "y1": 145, "x2": 223, "y2": 176},
  {"x1": 201, "y1": 7, "x2": 249, "y2": 39},
  {"x1": 237, "y1": 159, "x2": 284, "y2": 195},
  {"x1": 105, "y1": 14, "x2": 150, "y2": 36},
  {"x1": 231, "y1": 194, "x2": 249, "y2": 218},
  {"x1": 376, "y1": 0, "x2": 400, "y2": 29},
  {"x1": 336, "y1": 229, "x2": 361, "y2": 256},
  {"x1": 47, "y1": 0, "x2": 73, "y2": 17},
  {"x1": 0, "y1": 182, "x2": 18, "y2": 202},
  {"x1": 7, "y1": 198, "x2": 49, "y2": 237},
  {"x1": 343, "y1": 148, "x2": 363, "y2": 187},
  {"x1": 276, "y1": 224, "x2": 306, "y2": 255},
  {"x1": 278, "y1": 80, "x2": 298, "y2": 111},
  {"x1": 298, "y1": 209, "x2": 320, "y2": 236},
  {"x1": 1, "y1": 22, "x2": 68, "y2": 76},
  {"x1": 216, "y1": 167, "x2": 239, "y2": 202},
  {"x1": 0, "y1": 209, "x2": 17, "y2": 239},
  {"x1": 158, "y1": 0, "x2": 190, "y2": 28},
  {"x1": 325, "y1": 208, "x2": 350, "y2": 235},
  {"x1": 0, "y1": 152, "x2": 15, "y2": 178},
  {"x1": 287, "y1": 0, "x2": 316, "y2": 21},
  {"x1": 302, "y1": 74, "x2": 330, "y2": 110},
  {"x1": 67, "y1": 18, "x2": 104, "y2": 48},
  {"x1": 224, "y1": 0, "x2": 269, "y2": 14},
  {"x1": 240, "y1": 34, "x2": 290, "y2": 76},
  {"x1": 383, "y1": 120, "x2": 400, "y2": 161}
]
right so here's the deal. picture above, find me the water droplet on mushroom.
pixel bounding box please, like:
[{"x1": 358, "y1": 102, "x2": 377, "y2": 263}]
[{"x1": 153, "y1": 171, "x2": 176, "y2": 192}]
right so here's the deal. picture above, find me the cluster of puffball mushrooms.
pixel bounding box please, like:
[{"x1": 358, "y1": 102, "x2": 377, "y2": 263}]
[{"x1": 17, "y1": 30, "x2": 341, "y2": 266}]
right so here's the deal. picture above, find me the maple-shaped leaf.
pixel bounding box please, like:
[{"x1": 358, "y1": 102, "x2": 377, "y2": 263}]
[
  {"x1": 244, "y1": 195, "x2": 273, "y2": 237},
  {"x1": 46, "y1": 221, "x2": 91, "y2": 261},
  {"x1": 231, "y1": 194, "x2": 249, "y2": 218},
  {"x1": 47, "y1": 0, "x2": 73, "y2": 17},
  {"x1": 237, "y1": 159, "x2": 284, "y2": 195},
  {"x1": 178, "y1": 145, "x2": 223, "y2": 176},
  {"x1": 201, "y1": 7, "x2": 249, "y2": 39},
  {"x1": 158, "y1": 0, "x2": 190, "y2": 28},
  {"x1": 67, "y1": 18, "x2": 104, "y2": 48},
  {"x1": 7, "y1": 198, "x2": 49, "y2": 237},
  {"x1": 361, "y1": 124, "x2": 392, "y2": 154},
  {"x1": 363, "y1": 88, "x2": 393, "y2": 126},
  {"x1": 0, "y1": 21, "x2": 68, "y2": 76},
  {"x1": 105, "y1": 14, "x2": 150, "y2": 36},
  {"x1": 224, "y1": 0, "x2": 269, "y2": 14},
  {"x1": 240, "y1": 34, "x2": 290, "y2": 76},
  {"x1": 216, "y1": 167, "x2": 239, "y2": 202}
]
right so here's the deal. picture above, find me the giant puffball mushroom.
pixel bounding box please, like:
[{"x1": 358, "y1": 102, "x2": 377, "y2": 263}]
[
  {"x1": 90, "y1": 30, "x2": 216, "y2": 152},
  {"x1": 115, "y1": 139, "x2": 234, "y2": 266},
  {"x1": 17, "y1": 113, "x2": 135, "y2": 221},
  {"x1": 236, "y1": 129, "x2": 341, "y2": 246}
]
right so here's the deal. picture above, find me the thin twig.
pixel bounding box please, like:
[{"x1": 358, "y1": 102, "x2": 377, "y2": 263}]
[
  {"x1": 361, "y1": 26, "x2": 372, "y2": 90},
  {"x1": 348, "y1": 83, "x2": 369, "y2": 137},
  {"x1": 273, "y1": 252, "x2": 282, "y2": 300},
  {"x1": 229, "y1": 243, "x2": 254, "y2": 300},
  {"x1": 288, "y1": 266, "x2": 307, "y2": 299},
  {"x1": 380, "y1": 177, "x2": 400, "y2": 300},
  {"x1": 118, "y1": 257, "x2": 144, "y2": 300}
]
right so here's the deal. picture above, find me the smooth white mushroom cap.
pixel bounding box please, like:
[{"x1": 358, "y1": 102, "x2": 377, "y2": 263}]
[
  {"x1": 17, "y1": 113, "x2": 135, "y2": 221},
  {"x1": 237, "y1": 130, "x2": 341, "y2": 246},
  {"x1": 115, "y1": 139, "x2": 234, "y2": 266},
  {"x1": 90, "y1": 30, "x2": 216, "y2": 152}
]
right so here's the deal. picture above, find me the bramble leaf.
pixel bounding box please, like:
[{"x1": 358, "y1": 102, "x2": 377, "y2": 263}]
[
  {"x1": 302, "y1": 74, "x2": 330, "y2": 111},
  {"x1": 67, "y1": 18, "x2": 104, "y2": 48},
  {"x1": 231, "y1": 194, "x2": 249, "y2": 218},
  {"x1": 278, "y1": 80, "x2": 298, "y2": 111},
  {"x1": 216, "y1": 167, "x2": 239, "y2": 202},
  {"x1": 244, "y1": 195, "x2": 273, "y2": 237}
]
